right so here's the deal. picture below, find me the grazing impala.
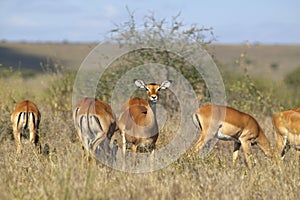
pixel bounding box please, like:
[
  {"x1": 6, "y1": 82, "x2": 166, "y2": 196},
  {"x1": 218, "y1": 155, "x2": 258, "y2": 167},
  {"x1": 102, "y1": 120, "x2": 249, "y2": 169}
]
[
  {"x1": 273, "y1": 109, "x2": 300, "y2": 159},
  {"x1": 73, "y1": 97, "x2": 117, "y2": 163},
  {"x1": 11, "y1": 100, "x2": 41, "y2": 156},
  {"x1": 118, "y1": 80, "x2": 171, "y2": 170},
  {"x1": 193, "y1": 104, "x2": 272, "y2": 169}
]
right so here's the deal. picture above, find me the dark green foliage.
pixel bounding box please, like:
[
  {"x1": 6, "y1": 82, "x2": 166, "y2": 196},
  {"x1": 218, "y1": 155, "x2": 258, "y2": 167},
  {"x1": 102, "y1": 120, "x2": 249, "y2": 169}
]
[
  {"x1": 284, "y1": 66, "x2": 300, "y2": 106},
  {"x1": 284, "y1": 66, "x2": 300, "y2": 87}
]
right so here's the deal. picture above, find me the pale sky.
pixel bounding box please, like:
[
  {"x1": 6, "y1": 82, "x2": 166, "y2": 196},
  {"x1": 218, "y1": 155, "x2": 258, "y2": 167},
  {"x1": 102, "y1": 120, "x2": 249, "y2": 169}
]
[{"x1": 0, "y1": 0, "x2": 299, "y2": 44}]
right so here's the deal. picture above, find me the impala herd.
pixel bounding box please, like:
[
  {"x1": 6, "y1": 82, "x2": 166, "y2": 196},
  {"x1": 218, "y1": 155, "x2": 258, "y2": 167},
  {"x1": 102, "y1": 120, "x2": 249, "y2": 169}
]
[{"x1": 10, "y1": 79, "x2": 300, "y2": 170}]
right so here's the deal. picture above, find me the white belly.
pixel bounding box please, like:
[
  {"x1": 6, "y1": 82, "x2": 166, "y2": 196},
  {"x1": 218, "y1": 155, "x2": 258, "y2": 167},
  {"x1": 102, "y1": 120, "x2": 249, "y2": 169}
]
[{"x1": 216, "y1": 125, "x2": 240, "y2": 143}]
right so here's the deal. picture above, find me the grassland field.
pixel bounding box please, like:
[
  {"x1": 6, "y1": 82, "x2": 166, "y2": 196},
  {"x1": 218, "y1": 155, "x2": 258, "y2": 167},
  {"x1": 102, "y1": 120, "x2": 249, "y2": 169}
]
[{"x1": 0, "y1": 42, "x2": 299, "y2": 199}]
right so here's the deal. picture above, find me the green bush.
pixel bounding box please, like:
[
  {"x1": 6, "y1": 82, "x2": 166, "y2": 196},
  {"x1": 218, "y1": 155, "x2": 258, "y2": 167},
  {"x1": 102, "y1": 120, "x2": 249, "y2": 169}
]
[
  {"x1": 284, "y1": 66, "x2": 300, "y2": 87},
  {"x1": 284, "y1": 66, "x2": 300, "y2": 107}
]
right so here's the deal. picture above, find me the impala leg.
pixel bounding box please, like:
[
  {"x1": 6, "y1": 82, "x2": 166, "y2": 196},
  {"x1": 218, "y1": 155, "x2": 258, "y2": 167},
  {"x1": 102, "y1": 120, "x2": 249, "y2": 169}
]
[
  {"x1": 150, "y1": 147, "x2": 155, "y2": 170},
  {"x1": 233, "y1": 141, "x2": 241, "y2": 166},
  {"x1": 280, "y1": 136, "x2": 290, "y2": 160},
  {"x1": 296, "y1": 150, "x2": 300, "y2": 161},
  {"x1": 241, "y1": 140, "x2": 253, "y2": 169},
  {"x1": 28, "y1": 114, "x2": 41, "y2": 153},
  {"x1": 30, "y1": 129, "x2": 41, "y2": 154},
  {"x1": 111, "y1": 139, "x2": 118, "y2": 166},
  {"x1": 274, "y1": 130, "x2": 285, "y2": 161},
  {"x1": 80, "y1": 116, "x2": 91, "y2": 163},
  {"x1": 121, "y1": 130, "x2": 127, "y2": 171},
  {"x1": 28, "y1": 113, "x2": 37, "y2": 145},
  {"x1": 75, "y1": 128, "x2": 85, "y2": 160},
  {"x1": 194, "y1": 130, "x2": 206, "y2": 152},
  {"x1": 131, "y1": 144, "x2": 137, "y2": 170},
  {"x1": 14, "y1": 128, "x2": 22, "y2": 156},
  {"x1": 80, "y1": 141, "x2": 86, "y2": 162}
]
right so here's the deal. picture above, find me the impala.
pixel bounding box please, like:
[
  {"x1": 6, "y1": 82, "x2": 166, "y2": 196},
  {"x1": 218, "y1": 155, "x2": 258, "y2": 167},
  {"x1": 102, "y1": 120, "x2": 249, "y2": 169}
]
[
  {"x1": 193, "y1": 104, "x2": 272, "y2": 169},
  {"x1": 11, "y1": 100, "x2": 41, "y2": 156},
  {"x1": 118, "y1": 79, "x2": 171, "y2": 170},
  {"x1": 273, "y1": 109, "x2": 300, "y2": 159},
  {"x1": 73, "y1": 97, "x2": 117, "y2": 163}
]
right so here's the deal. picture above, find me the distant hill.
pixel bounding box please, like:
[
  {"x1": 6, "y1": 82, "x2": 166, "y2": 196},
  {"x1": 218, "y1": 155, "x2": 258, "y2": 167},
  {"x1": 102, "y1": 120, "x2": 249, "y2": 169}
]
[
  {"x1": 0, "y1": 42, "x2": 96, "y2": 72},
  {"x1": 1, "y1": 42, "x2": 299, "y2": 80},
  {"x1": 208, "y1": 44, "x2": 300, "y2": 80}
]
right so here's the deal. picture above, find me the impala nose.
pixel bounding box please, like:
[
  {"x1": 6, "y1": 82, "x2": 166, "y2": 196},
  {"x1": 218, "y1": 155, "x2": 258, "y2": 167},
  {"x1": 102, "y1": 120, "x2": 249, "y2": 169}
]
[{"x1": 150, "y1": 95, "x2": 158, "y2": 102}]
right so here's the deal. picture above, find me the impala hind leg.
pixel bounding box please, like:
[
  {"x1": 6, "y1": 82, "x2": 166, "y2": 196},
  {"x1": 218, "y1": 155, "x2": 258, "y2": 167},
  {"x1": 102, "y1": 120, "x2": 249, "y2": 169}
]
[
  {"x1": 240, "y1": 140, "x2": 253, "y2": 169},
  {"x1": 280, "y1": 136, "x2": 290, "y2": 160},
  {"x1": 111, "y1": 139, "x2": 118, "y2": 166},
  {"x1": 28, "y1": 113, "x2": 41, "y2": 153},
  {"x1": 79, "y1": 116, "x2": 90, "y2": 162},
  {"x1": 13, "y1": 128, "x2": 23, "y2": 156},
  {"x1": 232, "y1": 141, "x2": 241, "y2": 166},
  {"x1": 194, "y1": 130, "x2": 206, "y2": 153},
  {"x1": 274, "y1": 128, "x2": 286, "y2": 160},
  {"x1": 296, "y1": 150, "x2": 300, "y2": 159}
]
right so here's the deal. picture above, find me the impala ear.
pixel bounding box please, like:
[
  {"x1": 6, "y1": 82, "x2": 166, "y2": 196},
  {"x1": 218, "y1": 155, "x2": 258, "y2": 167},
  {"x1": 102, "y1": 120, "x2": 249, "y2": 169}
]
[
  {"x1": 159, "y1": 80, "x2": 172, "y2": 90},
  {"x1": 134, "y1": 79, "x2": 146, "y2": 89}
]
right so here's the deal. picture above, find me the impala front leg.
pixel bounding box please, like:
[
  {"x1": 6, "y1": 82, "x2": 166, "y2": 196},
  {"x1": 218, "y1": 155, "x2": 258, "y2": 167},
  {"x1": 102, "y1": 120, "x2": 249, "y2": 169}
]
[
  {"x1": 232, "y1": 141, "x2": 241, "y2": 166},
  {"x1": 150, "y1": 147, "x2": 155, "y2": 170},
  {"x1": 131, "y1": 144, "x2": 137, "y2": 170},
  {"x1": 121, "y1": 130, "x2": 127, "y2": 171}
]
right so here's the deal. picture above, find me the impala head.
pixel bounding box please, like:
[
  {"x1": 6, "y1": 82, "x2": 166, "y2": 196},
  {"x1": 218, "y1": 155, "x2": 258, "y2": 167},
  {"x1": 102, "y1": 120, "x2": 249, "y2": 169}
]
[{"x1": 134, "y1": 79, "x2": 171, "y2": 103}]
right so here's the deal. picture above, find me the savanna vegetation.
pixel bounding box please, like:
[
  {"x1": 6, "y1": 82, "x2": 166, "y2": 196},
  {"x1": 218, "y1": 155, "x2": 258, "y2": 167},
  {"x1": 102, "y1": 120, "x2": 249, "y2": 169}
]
[{"x1": 0, "y1": 12, "x2": 299, "y2": 199}]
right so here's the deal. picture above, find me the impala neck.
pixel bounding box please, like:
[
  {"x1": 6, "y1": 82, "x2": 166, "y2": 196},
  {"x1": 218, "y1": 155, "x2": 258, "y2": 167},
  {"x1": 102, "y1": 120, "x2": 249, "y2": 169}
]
[{"x1": 149, "y1": 101, "x2": 157, "y2": 117}]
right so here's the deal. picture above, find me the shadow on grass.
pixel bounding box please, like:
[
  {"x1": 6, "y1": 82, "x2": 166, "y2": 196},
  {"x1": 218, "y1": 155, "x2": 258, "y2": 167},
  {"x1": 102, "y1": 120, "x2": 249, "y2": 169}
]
[{"x1": 0, "y1": 46, "x2": 55, "y2": 74}]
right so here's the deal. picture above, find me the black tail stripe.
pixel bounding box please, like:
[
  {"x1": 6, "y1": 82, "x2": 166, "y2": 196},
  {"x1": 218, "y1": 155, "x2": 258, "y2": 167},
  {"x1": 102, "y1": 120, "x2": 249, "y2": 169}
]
[
  {"x1": 17, "y1": 112, "x2": 23, "y2": 129},
  {"x1": 93, "y1": 116, "x2": 103, "y2": 132},
  {"x1": 107, "y1": 121, "x2": 116, "y2": 140},
  {"x1": 80, "y1": 116, "x2": 85, "y2": 134},
  {"x1": 74, "y1": 108, "x2": 80, "y2": 125},
  {"x1": 86, "y1": 101, "x2": 94, "y2": 138},
  {"x1": 31, "y1": 112, "x2": 36, "y2": 129},
  {"x1": 195, "y1": 114, "x2": 202, "y2": 131}
]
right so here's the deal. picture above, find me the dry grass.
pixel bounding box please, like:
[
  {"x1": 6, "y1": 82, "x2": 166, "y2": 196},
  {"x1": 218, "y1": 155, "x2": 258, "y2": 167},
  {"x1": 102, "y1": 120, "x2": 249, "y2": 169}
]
[
  {"x1": 0, "y1": 121, "x2": 299, "y2": 200},
  {"x1": 0, "y1": 77, "x2": 299, "y2": 200}
]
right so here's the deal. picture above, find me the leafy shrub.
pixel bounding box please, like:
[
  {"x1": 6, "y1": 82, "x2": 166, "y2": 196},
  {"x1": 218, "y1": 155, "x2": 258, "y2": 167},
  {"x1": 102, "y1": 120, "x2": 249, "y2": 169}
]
[
  {"x1": 284, "y1": 66, "x2": 300, "y2": 87},
  {"x1": 283, "y1": 66, "x2": 300, "y2": 107}
]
